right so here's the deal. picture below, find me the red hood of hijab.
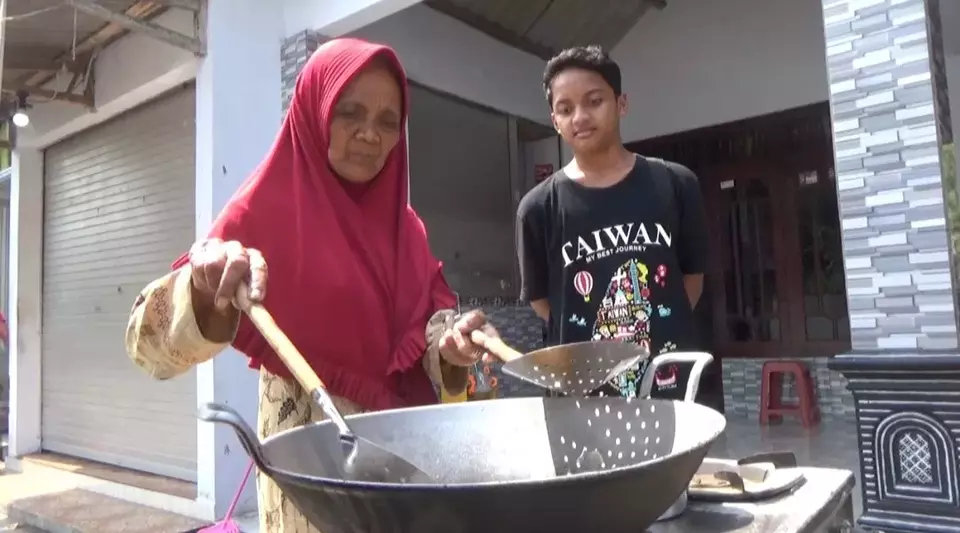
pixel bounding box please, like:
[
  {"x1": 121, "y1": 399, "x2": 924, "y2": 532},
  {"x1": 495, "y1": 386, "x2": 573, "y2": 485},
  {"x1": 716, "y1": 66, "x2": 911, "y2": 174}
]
[{"x1": 173, "y1": 38, "x2": 455, "y2": 411}]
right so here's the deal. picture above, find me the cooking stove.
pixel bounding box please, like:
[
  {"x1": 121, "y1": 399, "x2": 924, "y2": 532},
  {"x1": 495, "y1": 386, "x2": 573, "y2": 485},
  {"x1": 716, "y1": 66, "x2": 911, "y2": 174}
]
[{"x1": 650, "y1": 467, "x2": 855, "y2": 533}]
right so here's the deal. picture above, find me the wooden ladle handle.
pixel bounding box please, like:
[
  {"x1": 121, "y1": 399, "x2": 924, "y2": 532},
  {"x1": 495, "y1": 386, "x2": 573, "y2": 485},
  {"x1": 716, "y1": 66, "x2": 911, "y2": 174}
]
[
  {"x1": 470, "y1": 329, "x2": 524, "y2": 363},
  {"x1": 235, "y1": 283, "x2": 325, "y2": 394}
]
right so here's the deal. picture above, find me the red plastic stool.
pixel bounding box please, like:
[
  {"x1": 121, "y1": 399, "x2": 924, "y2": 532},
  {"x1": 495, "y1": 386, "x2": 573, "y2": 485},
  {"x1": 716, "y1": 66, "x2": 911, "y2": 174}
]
[{"x1": 759, "y1": 360, "x2": 820, "y2": 428}]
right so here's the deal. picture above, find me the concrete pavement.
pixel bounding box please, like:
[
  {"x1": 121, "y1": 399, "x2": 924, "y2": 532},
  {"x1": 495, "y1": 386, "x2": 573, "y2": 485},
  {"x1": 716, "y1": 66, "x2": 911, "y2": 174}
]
[{"x1": 0, "y1": 512, "x2": 46, "y2": 532}]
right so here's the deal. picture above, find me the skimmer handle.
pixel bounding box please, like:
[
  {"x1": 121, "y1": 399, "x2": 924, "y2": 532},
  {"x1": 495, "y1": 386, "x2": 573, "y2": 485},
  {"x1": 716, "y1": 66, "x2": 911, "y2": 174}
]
[{"x1": 470, "y1": 329, "x2": 524, "y2": 363}]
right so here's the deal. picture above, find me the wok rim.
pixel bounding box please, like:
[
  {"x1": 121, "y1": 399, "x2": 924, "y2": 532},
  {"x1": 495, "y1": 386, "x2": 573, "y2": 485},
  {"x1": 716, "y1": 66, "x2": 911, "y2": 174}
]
[{"x1": 259, "y1": 397, "x2": 727, "y2": 492}]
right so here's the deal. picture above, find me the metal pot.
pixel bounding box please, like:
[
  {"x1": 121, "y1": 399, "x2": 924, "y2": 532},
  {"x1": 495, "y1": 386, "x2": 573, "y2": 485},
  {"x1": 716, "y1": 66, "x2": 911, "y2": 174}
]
[{"x1": 200, "y1": 393, "x2": 725, "y2": 532}]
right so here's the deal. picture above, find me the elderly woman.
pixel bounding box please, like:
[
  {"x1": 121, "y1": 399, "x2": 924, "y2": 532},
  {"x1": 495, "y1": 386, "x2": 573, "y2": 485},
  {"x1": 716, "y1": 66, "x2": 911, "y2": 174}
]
[{"x1": 125, "y1": 38, "x2": 496, "y2": 532}]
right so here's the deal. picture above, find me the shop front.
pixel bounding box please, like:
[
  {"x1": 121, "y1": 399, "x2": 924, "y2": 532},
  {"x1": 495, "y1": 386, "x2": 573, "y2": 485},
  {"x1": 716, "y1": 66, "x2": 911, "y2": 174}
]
[{"x1": 2, "y1": 0, "x2": 958, "y2": 528}]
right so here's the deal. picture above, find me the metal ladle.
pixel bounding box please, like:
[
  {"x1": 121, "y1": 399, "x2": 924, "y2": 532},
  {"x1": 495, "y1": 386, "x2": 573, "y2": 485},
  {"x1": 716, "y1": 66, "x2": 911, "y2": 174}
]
[{"x1": 234, "y1": 283, "x2": 434, "y2": 484}]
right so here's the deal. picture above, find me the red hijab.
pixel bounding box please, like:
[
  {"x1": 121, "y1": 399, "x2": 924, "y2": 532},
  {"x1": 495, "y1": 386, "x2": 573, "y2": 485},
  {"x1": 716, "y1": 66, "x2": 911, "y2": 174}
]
[{"x1": 174, "y1": 38, "x2": 456, "y2": 411}]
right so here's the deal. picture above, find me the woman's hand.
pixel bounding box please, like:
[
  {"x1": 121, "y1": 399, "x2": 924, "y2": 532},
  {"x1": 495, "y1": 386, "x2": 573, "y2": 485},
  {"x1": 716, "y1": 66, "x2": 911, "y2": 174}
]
[
  {"x1": 438, "y1": 310, "x2": 498, "y2": 367},
  {"x1": 189, "y1": 238, "x2": 268, "y2": 314}
]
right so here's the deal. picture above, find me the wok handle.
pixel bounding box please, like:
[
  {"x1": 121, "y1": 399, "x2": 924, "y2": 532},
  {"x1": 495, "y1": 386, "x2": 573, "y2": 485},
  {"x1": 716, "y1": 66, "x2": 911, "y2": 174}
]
[
  {"x1": 470, "y1": 330, "x2": 524, "y2": 363},
  {"x1": 637, "y1": 351, "x2": 714, "y2": 402},
  {"x1": 235, "y1": 283, "x2": 354, "y2": 439},
  {"x1": 197, "y1": 402, "x2": 271, "y2": 475}
]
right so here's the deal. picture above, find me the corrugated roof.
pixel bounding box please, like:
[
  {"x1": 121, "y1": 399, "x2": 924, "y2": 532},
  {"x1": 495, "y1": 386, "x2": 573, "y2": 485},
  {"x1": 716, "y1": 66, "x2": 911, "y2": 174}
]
[{"x1": 1, "y1": 1, "x2": 178, "y2": 124}]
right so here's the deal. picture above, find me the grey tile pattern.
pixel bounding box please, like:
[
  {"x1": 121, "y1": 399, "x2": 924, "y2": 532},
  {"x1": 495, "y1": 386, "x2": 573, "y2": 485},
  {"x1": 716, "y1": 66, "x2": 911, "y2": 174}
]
[
  {"x1": 462, "y1": 305, "x2": 546, "y2": 397},
  {"x1": 822, "y1": 0, "x2": 956, "y2": 350},
  {"x1": 721, "y1": 358, "x2": 855, "y2": 420},
  {"x1": 281, "y1": 30, "x2": 324, "y2": 111}
]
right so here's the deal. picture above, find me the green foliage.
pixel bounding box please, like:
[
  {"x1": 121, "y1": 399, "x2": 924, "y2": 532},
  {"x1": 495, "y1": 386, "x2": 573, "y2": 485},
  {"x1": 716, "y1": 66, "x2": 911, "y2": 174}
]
[{"x1": 942, "y1": 143, "x2": 959, "y2": 272}]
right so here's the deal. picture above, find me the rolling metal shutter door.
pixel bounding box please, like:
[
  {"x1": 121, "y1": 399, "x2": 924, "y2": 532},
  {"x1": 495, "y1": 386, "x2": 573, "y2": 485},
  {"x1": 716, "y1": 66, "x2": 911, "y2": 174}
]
[{"x1": 41, "y1": 87, "x2": 198, "y2": 481}]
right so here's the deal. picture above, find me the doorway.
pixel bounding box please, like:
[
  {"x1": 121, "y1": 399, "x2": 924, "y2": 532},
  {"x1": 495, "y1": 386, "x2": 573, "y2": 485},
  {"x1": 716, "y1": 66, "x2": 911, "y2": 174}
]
[
  {"x1": 704, "y1": 160, "x2": 849, "y2": 361},
  {"x1": 627, "y1": 102, "x2": 851, "y2": 410},
  {"x1": 407, "y1": 83, "x2": 515, "y2": 299}
]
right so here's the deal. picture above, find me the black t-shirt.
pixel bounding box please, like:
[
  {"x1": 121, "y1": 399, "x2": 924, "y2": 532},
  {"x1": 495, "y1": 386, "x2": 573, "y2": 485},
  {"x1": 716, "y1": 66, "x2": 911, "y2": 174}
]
[{"x1": 516, "y1": 155, "x2": 708, "y2": 398}]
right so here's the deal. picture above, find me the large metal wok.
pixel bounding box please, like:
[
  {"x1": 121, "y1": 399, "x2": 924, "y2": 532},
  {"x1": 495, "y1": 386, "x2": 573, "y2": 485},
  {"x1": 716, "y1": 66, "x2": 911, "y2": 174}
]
[{"x1": 200, "y1": 356, "x2": 726, "y2": 533}]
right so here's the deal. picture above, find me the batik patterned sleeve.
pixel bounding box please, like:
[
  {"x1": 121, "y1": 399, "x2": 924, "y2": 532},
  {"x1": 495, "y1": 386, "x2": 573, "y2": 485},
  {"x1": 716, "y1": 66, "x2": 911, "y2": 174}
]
[{"x1": 125, "y1": 266, "x2": 238, "y2": 380}]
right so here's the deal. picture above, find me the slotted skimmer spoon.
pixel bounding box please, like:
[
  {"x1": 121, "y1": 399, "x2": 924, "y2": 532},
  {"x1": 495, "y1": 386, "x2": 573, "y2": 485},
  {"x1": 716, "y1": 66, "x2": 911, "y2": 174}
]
[
  {"x1": 470, "y1": 331, "x2": 647, "y2": 396},
  {"x1": 234, "y1": 283, "x2": 433, "y2": 484}
]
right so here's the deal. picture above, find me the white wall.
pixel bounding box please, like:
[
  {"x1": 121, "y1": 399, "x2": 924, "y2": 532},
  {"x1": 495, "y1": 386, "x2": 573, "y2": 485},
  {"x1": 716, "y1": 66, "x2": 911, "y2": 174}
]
[
  {"x1": 194, "y1": 0, "x2": 283, "y2": 518},
  {"x1": 612, "y1": 0, "x2": 830, "y2": 142},
  {"x1": 284, "y1": 0, "x2": 422, "y2": 37},
  {"x1": 18, "y1": 9, "x2": 198, "y2": 149},
  {"x1": 350, "y1": 4, "x2": 550, "y2": 125},
  {"x1": 8, "y1": 148, "x2": 43, "y2": 459}
]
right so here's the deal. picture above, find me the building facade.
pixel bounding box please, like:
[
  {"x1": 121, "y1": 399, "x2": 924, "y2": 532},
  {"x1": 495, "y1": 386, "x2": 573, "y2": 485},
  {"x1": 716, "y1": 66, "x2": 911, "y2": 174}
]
[{"x1": 4, "y1": 0, "x2": 960, "y2": 529}]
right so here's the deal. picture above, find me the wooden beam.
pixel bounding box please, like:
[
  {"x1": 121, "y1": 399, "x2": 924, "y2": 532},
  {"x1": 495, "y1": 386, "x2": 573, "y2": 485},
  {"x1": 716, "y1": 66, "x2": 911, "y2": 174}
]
[
  {"x1": 63, "y1": 2, "x2": 165, "y2": 58},
  {"x1": 23, "y1": 1, "x2": 165, "y2": 88},
  {"x1": 67, "y1": 0, "x2": 203, "y2": 55},
  {"x1": 152, "y1": 0, "x2": 201, "y2": 9},
  {"x1": 3, "y1": 46, "x2": 90, "y2": 74},
  {"x1": 1, "y1": 82, "x2": 94, "y2": 108}
]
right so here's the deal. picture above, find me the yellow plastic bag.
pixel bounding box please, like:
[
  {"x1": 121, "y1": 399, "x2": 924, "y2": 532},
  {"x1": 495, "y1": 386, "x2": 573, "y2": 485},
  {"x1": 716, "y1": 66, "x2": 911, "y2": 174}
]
[{"x1": 441, "y1": 387, "x2": 468, "y2": 403}]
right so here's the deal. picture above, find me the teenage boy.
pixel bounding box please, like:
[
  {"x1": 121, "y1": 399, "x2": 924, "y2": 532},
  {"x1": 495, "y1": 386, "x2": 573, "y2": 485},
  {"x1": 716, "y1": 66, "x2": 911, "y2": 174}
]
[{"x1": 517, "y1": 45, "x2": 709, "y2": 399}]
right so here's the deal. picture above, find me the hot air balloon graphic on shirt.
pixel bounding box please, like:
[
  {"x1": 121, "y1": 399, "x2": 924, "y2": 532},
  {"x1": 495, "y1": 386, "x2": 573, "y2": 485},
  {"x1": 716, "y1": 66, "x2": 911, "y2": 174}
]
[{"x1": 573, "y1": 271, "x2": 593, "y2": 302}]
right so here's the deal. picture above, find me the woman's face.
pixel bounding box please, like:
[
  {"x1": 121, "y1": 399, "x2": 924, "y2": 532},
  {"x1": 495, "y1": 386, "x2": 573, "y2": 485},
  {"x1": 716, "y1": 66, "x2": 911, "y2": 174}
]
[{"x1": 328, "y1": 62, "x2": 404, "y2": 184}]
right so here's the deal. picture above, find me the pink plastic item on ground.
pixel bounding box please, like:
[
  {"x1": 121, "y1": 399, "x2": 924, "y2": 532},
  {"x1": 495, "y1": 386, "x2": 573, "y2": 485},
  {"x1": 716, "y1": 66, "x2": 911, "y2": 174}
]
[{"x1": 198, "y1": 460, "x2": 255, "y2": 533}]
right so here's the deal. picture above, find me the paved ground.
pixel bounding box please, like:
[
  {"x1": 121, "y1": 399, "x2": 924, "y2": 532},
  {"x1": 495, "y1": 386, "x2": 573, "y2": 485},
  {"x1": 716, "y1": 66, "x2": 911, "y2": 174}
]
[
  {"x1": 0, "y1": 512, "x2": 45, "y2": 532},
  {"x1": 0, "y1": 462, "x2": 206, "y2": 533}
]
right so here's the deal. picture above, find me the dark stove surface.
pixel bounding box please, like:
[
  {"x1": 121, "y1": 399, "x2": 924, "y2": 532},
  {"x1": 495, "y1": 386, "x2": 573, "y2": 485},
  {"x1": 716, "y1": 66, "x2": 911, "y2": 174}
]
[{"x1": 650, "y1": 468, "x2": 855, "y2": 533}]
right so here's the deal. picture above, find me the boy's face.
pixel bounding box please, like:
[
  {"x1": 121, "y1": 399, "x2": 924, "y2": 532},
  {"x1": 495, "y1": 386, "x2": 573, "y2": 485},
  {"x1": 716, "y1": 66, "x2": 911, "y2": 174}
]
[{"x1": 549, "y1": 68, "x2": 627, "y2": 154}]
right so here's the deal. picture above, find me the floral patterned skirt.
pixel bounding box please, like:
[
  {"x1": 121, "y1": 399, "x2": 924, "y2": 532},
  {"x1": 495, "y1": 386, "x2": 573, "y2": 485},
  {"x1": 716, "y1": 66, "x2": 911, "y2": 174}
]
[{"x1": 256, "y1": 368, "x2": 365, "y2": 533}]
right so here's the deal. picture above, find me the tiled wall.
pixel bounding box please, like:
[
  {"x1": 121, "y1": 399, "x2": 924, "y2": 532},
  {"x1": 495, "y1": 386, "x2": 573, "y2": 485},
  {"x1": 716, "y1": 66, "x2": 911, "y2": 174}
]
[
  {"x1": 281, "y1": 31, "x2": 324, "y2": 110},
  {"x1": 459, "y1": 302, "x2": 546, "y2": 397},
  {"x1": 823, "y1": 0, "x2": 957, "y2": 351},
  {"x1": 722, "y1": 358, "x2": 855, "y2": 420}
]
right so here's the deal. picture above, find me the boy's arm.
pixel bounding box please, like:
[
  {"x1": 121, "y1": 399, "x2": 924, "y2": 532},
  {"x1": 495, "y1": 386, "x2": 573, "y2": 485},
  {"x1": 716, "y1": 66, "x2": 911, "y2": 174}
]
[
  {"x1": 670, "y1": 163, "x2": 709, "y2": 309},
  {"x1": 530, "y1": 299, "x2": 550, "y2": 322},
  {"x1": 517, "y1": 197, "x2": 550, "y2": 321}
]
